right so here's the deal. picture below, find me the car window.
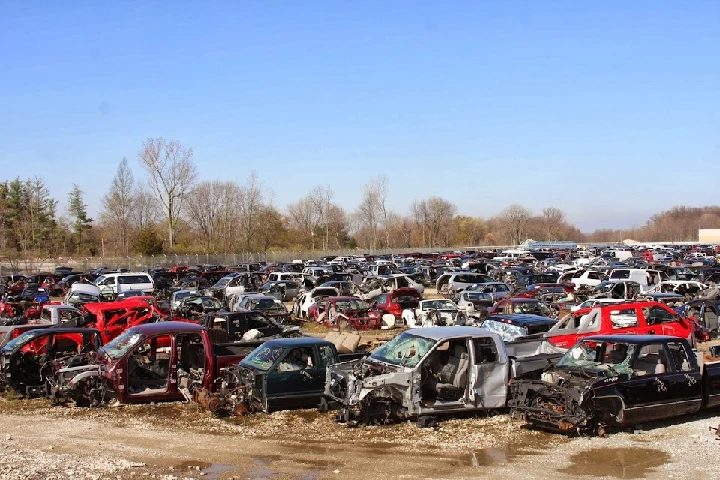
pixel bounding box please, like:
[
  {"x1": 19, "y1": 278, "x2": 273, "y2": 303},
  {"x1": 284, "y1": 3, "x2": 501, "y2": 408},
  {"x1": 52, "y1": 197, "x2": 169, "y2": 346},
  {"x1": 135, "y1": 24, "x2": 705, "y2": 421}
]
[
  {"x1": 247, "y1": 314, "x2": 270, "y2": 330},
  {"x1": 632, "y1": 343, "x2": 671, "y2": 376},
  {"x1": 317, "y1": 345, "x2": 336, "y2": 368},
  {"x1": 643, "y1": 305, "x2": 680, "y2": 325},
  {"x1": 666, "y1": 342, "x2": 693, "y2": 371},
  {"x1": 473, "y1": 337, "x2": 498, "y2": 362},
  {"x1": 277, "y1": 347, "x2": 314, "y2": 371},
  {"x1": 609, "y1": 308, "x2": 639, "y2": 329}
]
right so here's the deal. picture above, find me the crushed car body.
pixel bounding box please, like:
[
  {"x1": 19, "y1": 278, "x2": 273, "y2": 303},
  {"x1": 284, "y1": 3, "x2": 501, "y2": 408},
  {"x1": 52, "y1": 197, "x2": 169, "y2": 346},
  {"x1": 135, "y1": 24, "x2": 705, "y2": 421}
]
[{"x1": 324, "y1": 326, "x2": 560, "y2": 426}]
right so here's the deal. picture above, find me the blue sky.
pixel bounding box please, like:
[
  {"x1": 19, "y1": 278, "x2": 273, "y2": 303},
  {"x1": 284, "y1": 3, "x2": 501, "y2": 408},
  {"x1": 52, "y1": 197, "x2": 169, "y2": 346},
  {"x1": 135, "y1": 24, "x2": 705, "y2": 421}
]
[{"x1": 1, "y1": 1, "x2": 718, "y2": 232}]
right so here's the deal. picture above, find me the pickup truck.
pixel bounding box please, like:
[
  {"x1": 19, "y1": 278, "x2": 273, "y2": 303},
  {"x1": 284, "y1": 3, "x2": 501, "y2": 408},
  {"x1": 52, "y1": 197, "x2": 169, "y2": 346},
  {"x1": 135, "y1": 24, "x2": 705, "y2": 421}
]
[
  {"x1": 508, "y1": 335, "x2": 720, "y2": 436},
  {"x1": 198, "y1": 311, "x2": 301, "y2": 343},
  {"x1": 194, "y1": 337, "x2": 367, "y2": 415},
  {"x1": 50, "y1": 322, "x2": 250, "y2": 407},
  {"x1": 0, "y1": 327, "x2": 103, "y2": 396},
  {"x1": 324, "y1": 326, "x2": 560, "y2": 426}
]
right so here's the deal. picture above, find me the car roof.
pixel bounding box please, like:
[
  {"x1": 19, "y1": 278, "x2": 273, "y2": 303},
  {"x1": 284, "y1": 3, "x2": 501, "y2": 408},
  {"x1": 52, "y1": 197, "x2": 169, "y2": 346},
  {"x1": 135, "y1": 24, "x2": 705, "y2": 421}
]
[
  {"x1": 582, "y1": 334, "x2": 687, "y2": 344},
  {"x1": 405, "y1": 326, "x2": 500, "y2": 341},
  {"x1": 260, "y1": 337, "x2": 334, "y2": 348},
  {"x1": 127, "y1": 321, "x2": 206, "y2": 335}
]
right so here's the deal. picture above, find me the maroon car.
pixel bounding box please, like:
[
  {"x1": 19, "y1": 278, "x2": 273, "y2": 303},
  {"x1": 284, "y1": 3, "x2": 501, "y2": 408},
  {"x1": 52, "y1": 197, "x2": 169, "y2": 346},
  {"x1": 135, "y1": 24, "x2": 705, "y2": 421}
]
[
  {"x1": 369, "y1": 288, "x2": 422, "y2": 318},
  {"x1": 308, "y1": 296, "x2": 382, "y2": 330}
]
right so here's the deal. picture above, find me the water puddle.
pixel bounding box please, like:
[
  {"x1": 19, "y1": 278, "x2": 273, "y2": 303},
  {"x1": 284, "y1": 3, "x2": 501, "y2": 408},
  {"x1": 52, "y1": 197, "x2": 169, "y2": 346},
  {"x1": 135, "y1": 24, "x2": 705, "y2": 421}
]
[
  {"x1": 174, "y1": 460, "x2": 235, "y2": 479},
  {"x1": 558, "y1": 447, "x2": 670, "y2": 478}
]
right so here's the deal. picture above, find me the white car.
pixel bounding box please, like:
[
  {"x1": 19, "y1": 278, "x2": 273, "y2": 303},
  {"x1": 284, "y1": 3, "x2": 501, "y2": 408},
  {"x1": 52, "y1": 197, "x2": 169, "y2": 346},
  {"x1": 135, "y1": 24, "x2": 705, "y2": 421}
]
[
  {"x1": 401, "y1": 299, "x2": 466, "y2": 328},
  {"x1": 292, "y1": 286, "x2": 340, "y2": 318}
]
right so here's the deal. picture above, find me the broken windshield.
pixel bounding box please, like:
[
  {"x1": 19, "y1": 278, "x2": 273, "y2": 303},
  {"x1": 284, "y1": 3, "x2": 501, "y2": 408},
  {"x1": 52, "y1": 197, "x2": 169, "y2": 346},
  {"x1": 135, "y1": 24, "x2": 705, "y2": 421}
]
[
  {"x1": 241, "y1": 344, "x2": 285, "y2": 371},
  {"x1": 101, "y1": 331, "x2": 143, "y2": 360},
  {"x1": 557, "y1": 340, "x2": 636, "y2": 376},
  {"x1": 370, "y1": 331, "x2": 436, "y2": 368}
]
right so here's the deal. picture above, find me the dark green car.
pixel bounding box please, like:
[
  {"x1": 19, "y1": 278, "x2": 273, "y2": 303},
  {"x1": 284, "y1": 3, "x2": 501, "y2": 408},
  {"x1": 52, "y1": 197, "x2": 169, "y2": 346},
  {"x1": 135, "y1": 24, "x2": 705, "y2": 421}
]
[{"x1": 207, "y1": 337, "x2": 366, "y2": 415}]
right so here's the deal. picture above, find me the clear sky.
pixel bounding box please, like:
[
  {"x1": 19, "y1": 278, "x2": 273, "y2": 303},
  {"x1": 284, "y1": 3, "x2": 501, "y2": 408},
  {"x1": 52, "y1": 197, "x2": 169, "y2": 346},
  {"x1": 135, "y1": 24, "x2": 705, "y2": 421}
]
[{"x1": 1, "y1": 1, "x2": 718, "y2": 232}]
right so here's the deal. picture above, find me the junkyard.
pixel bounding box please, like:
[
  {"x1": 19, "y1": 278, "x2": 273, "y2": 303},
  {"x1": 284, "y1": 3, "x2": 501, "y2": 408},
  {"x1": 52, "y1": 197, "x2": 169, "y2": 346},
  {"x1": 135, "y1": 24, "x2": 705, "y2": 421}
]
[
  {"x1": 3, "y1": 3, "x2": 720, "y2": 479},
  {"x1": 4, "y1": 247, "x2": 720, "y2": 479}
]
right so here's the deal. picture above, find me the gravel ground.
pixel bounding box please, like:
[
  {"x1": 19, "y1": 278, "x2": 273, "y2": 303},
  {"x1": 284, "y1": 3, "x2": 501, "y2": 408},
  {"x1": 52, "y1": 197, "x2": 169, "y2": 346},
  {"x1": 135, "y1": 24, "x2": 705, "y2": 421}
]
[{"x1": 2, "y1": 398, "x2": 720, "y2": 479}]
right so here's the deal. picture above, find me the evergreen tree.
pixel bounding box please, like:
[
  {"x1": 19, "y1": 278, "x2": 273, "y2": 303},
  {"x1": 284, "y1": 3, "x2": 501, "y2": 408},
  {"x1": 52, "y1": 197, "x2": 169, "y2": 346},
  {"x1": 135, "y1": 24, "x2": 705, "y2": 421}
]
[{"x1": 68, "y1": 184, "x2": 93, "y2": 254}]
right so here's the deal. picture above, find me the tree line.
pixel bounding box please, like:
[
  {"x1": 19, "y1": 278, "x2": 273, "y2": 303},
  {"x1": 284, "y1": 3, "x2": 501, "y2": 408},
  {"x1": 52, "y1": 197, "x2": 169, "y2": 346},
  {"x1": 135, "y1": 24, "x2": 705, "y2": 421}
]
[{"x1": 1, "y1": 137, "x2": 719, "y2": 259}]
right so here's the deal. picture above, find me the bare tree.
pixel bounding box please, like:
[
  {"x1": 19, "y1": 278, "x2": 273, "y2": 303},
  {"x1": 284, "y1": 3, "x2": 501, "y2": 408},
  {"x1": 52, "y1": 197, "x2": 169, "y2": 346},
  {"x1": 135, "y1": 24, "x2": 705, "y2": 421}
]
[
  {"x1": 541, "y1": 207, "x2": 567, "y2": 240},
  {"x1": 357, "y1": 176, "x2": 386, "y2": 250},
  {"x1": 238, "y1": 171, "x2": 263, "y2": 253},
  {"x1": 138, "y1": 138, "x2": 197, "y2": 248},
  {"x1": 100, "y1": 158, "x2": 135, "y2": 255},
  {"x1": 133, "y1": 183, "x2": 161, "y2": 231},
  {"x1": 498, "y1": 204, "x2": 532, "y2": 245},
  {"x1": 185, "y1": 181, "x2": 224, "y2": 253}
]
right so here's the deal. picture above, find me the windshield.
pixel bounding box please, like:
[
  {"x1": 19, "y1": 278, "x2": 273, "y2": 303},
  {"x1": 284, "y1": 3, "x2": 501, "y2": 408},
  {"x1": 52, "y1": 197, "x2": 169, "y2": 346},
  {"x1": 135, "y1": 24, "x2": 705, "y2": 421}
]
[
  {"x1": 213, "y1": 277, "x2": 233, "y2": 288},
  {"x1": 370, "y1": 332, "x2": 436, "y2": 367},
  {"x1": 557, "y1": 340, "x2": 636, "y2": 376},
  {"x1": 421, "y1": 300, "x2": 457, "y2": 310},
  {"x1": 101, "y1": 330, "x2": 144, "y2": 360},
  {"x1": 3, "y1": 330, "x2": 47, "y2": 354},
  {"x1": 250, "y1": 298, "x2": 284, "y2": 311},
  {"x1": 241, "y1": 344, "x2": 286, "y2": 371},
  {"x1": 335, "y1": 300, "x2": 370, "y2": 312},
  {"x1": 595, "y1": 282, "x2": 614, "y2": 293}
]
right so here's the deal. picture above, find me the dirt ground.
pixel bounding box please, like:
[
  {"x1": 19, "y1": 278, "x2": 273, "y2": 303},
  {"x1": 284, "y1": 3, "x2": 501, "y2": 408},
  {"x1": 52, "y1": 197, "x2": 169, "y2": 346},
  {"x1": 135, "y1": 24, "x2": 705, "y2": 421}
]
[{"x1": 2, "y1": 397, "x2": 720, "y2": 480}]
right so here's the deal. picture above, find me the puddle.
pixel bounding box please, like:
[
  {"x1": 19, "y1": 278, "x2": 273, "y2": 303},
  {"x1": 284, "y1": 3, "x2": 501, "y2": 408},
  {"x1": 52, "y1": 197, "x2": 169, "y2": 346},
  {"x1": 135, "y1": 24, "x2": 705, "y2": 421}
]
[
  {"x1": 253, "y1": 454, "x2": 283, "y2": 466},
  {"x1": 201, "y1": 463, "x2": 235, "y2": 479},
  {"x1": 176, "y1": 460, "x2": 212, "y2": 470},
  {"x1": 558, "y1": 447, "x2": 670, "y2": 478},
  {"x1": 174, "y1": 460, "x2": 235, "y2": 479},
  {"x1": 247, "y1": 467, "x2": 278, "y2": 479}
]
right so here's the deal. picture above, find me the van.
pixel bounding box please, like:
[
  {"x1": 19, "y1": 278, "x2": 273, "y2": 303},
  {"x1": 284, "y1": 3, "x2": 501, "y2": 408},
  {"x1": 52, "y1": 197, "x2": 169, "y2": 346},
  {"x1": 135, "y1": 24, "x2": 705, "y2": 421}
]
[
  {"x1": 94, "y1": 272, "x2": 154, "y2": 300},
  {"x1": 607, "y1": 268, "x2": 660, "y2": 291},
  {"x1": 267, "y1": 272, "x2": 304, "y2": 282}
]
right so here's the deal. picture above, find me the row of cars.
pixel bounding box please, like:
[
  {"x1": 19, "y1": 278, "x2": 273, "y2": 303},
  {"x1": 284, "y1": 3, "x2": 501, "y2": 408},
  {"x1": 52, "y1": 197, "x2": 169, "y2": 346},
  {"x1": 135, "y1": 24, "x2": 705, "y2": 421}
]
[{"x1": 2, "y1": 248, "x2": 720, "y2": 437}]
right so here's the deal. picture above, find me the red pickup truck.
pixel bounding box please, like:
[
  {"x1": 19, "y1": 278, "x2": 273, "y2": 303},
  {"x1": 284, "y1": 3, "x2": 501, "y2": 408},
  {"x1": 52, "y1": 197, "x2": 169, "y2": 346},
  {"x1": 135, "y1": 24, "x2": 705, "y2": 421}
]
[
  {"x1": 545, "y1": 301, "x2": 697, "y2": 350},
  {"x1": 50, "y1": 322, "x2": 251, "y2": 406}
]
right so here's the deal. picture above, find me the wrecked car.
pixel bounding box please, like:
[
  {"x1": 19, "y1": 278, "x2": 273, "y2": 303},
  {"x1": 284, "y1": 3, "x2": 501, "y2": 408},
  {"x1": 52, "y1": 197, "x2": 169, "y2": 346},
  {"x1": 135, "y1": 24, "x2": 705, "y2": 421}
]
[
  {"x1": 233, "y1": 294, "x2": 291, "y2": 324},
  {"x1": 369, "y1": 287, "x2": 422, "y2": 319},
  {"x1": 325, "y1": 327, "x2": 560, "y2": 426},
  {"x1": 199, "y1": 310, "x2": 300, "y2": 343},
  {"x1": 309, "y1": 296, "x2": 382, "y2": 330},
  {"x1": 478, "y1": 314, "x2": 557, "y2": 342},
  {"x1": 292, "y1": 286, "x2": 340, "y2": 319},
  {"x1": 401, "y1": 299, "x2": 467, "y2": 328},
  {"x1": 546, "y1": 301, "x2": 698, "y2": 350},
  {"x1": 50, "y1": 322, "x2": 249, "y2": 407},
  {"x1": 509, "y1": 335, "x2": 720, "y2": 435},
  {"x1": 0, "y1": 327, "x2": 102, "y2": 397},
  {"x1": 196, "y1": 337, "x2": 367, "y2": 415}
]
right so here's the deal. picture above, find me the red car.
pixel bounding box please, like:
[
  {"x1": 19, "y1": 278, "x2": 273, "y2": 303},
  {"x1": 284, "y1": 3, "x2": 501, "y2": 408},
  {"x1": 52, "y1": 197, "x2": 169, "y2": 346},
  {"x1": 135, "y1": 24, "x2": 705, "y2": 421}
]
[
  {"x1": 369, "y1": 288, "x2": 422, "y2": 318},
  {"x1": 546, "y1": 301, "x2": 698, "y2": 349},
  {"x1": 308, "y1": 296, "x2": 382, "y2": 330}
]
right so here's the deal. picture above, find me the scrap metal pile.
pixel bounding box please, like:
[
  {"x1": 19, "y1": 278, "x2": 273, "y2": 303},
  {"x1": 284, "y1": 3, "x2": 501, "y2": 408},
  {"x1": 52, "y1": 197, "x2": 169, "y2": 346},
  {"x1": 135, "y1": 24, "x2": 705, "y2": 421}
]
[{"x1": 3, "y1": 242, "x2": 720, "y2": 436}]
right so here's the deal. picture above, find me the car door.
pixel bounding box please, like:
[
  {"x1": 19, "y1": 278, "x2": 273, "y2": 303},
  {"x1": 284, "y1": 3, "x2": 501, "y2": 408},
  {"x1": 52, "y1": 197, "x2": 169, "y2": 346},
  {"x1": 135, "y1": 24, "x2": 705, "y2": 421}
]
[
  {"x1": 265, "y1": 346, "x2": 322, "y2": 409},
  {"x1": 641, "y1": 305, "x2": 688, "y2": 337},
  {"x1": 469, "y1": 337, "x2": 508, "y2": 409},
  {"x1": 618, "y1": 342, "x2": 700, "y2": 425}
]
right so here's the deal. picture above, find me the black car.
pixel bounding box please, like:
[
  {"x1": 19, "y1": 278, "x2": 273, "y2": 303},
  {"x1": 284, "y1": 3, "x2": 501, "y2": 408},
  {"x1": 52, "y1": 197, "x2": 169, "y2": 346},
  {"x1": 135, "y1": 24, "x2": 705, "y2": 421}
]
[
  {"x1": 515, "y1": 273, "x2": 559, "y2": 290},
  {"x1": 509, "y1": 335, "x2": 720, "y2": 435}
]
